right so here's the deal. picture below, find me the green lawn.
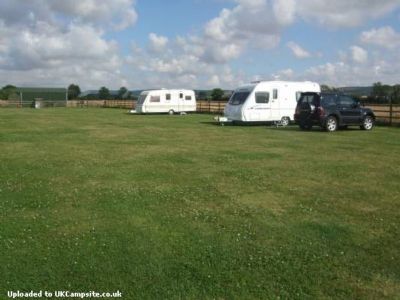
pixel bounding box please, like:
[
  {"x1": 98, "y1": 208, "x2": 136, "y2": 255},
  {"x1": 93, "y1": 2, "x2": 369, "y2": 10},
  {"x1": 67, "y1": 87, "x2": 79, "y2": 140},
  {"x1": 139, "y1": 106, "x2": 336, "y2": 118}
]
[{"x1": 1, "y1": 108, "x2": 399, "y2": 299}]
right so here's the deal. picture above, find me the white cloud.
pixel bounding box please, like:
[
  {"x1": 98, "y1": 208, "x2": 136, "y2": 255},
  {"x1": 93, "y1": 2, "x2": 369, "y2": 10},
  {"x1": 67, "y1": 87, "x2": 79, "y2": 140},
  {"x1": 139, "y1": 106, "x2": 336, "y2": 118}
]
[
  {"x1": 0, "y1": 0, "x2": 138, "y2": 30},
  {"x1": 199, "y1": 0, "x2": 289, "y2": 63},
  {"x1": 350, "y1": 46, "x2": 368, "y2": 64},
  {"x1": 287, "y1": 42, "x2": 311, "y2": 58},
  {"x1": 272, "y1": 68, "x2": 295, "y2": 80},
  {"x1": 0, "y1": 0, "x2": 138, "y2": 89},
  {"x1": 148, "y1": 33, "x2": 169, "y2": 53},
  {"x1": 360, "y1": 26, "x2": 400, "y2": 49},
  {"x1": 294, "y1": 48, "x2": 400, "y2": 86},
  {"x1": 297, "y1": 0, "x2": 400, "y2": 28}
]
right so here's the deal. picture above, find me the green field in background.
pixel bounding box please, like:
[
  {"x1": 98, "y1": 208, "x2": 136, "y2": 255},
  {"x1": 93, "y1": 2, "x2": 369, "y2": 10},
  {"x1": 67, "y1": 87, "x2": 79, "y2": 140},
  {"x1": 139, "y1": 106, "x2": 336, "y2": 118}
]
[{"x1": 1, "y1": 109, "x2": 399, "y2": 299}]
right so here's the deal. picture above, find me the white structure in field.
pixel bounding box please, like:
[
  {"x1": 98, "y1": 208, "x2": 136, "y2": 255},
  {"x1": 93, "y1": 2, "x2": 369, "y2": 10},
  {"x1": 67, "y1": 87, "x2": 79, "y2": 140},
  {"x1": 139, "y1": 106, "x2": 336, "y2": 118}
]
[
  {"x1": 224, "y1": 81, "x2": 321, "y2": 125},
  {"x1": 136, "y1": 89, "x2": 196, "y2": 114}
]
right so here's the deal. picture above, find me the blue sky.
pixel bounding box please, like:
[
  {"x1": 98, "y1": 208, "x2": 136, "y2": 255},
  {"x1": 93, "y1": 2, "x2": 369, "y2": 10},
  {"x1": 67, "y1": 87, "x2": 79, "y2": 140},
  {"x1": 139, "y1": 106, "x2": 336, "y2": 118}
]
[{"x1": 0, "y1": 0, "x2": 400, "y2": 90}]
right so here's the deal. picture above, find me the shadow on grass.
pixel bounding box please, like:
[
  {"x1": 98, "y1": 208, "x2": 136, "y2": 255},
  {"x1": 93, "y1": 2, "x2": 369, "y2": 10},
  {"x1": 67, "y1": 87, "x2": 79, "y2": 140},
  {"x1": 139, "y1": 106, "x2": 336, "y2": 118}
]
[
  {"x1": 199, "y1": 121, "x2": 280, "y2": 127},
  {"x1": 266, "y1": 125, "x2": 373, "y2": 133},
  {"x1": 199, "y1": 121, "x2": 226, "y2": 126}
]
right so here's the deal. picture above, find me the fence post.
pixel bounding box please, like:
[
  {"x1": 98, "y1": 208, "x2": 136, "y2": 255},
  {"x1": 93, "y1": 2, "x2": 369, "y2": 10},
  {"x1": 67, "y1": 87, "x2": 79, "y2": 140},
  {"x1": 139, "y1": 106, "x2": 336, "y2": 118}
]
[{"x1": 389, "y1": 95, "x2": 393, "y2": 126}]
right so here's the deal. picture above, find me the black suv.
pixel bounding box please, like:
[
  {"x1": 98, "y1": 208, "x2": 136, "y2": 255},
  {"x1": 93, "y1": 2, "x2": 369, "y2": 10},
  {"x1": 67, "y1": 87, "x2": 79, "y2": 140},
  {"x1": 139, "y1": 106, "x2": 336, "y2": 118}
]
[{"x1": 294, "y1": 92, "x2": 375, "y2": 132}]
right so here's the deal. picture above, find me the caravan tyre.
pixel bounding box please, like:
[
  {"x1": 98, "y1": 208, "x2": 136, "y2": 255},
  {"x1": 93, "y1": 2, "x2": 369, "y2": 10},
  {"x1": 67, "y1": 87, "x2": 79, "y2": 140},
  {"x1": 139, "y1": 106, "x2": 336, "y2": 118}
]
[
  {"x1": 168, "y1": 110, "x2": 175, "y2": 115},
  {"x1": 281, "y1": 117, "x2": 290, "y2": 127}
]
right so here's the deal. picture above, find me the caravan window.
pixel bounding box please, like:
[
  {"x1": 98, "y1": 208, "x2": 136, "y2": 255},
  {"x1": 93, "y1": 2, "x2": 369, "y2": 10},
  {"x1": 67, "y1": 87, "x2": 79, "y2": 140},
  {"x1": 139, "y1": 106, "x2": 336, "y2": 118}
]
[
  {"x1": 166, "y1": 93, "x2": 171, "y2": 101},
  {"x1": 150, "y1": 95, "x2": 160, "y2": 103},
  {"x1": 273, "y1": 89, "x2": 278, "y2": 100},
  {"x1": 179, "y1": 93, "x2": 183, "y2": 99},
  {"x1": 255, "y1": 92, "x2": 270, "y2": 104},
  {"x1": 185, "y1": 95, "x2": 192, "y2": 101},
  {"x1": 229, "y1": 91, "x2": 250, "y2": 105},
  {"x1": 137, "y1": 95, "x2": 147, "y2": 105}
]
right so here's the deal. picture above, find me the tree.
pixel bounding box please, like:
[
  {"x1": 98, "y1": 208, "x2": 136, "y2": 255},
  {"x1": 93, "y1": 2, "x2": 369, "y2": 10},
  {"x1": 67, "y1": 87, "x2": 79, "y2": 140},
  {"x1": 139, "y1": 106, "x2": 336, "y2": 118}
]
[
  {"x1": 126, "y1": 91, "x2": 134, "y2": 100},
  {"x1": 98, "y1": 87, "x2": 110, "y2": 100},
  {"x1": 321, "y1": 84, "x2": 337, "y2": 92},
  {"x1": 117, "y1": 87, "x2": 128, "y2": 99},
  {"x1": 391, "y1": 84, "x2": 400, "y2": 104},
  {"x1": 67, "y1": 84, "x2": 81, "y2": 100},
  {"x1": 211, "y1": 88, "x2": 224, "y2": 101},
  {"x1": 372, "y1": 82, "x2": 392, "y2": 97},
  {"x1": 198, "y1": 91, "x2": 208, "y2": 100},
  {"x1": 0, "y1": 85, "x2": 17, "y2": 100}
]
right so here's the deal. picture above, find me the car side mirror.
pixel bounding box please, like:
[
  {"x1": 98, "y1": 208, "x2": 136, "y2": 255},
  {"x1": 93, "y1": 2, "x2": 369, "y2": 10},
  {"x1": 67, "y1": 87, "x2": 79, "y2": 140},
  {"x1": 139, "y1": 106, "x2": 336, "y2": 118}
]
[{"x1": 352, "y1": 101, "x2": 360, "y2": 108}]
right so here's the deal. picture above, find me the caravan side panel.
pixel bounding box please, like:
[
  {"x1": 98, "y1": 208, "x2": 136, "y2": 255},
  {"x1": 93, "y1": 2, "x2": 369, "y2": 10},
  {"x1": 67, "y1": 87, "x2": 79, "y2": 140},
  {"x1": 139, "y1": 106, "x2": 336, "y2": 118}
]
[{"x1": 137, "y1": 90, "x2": 196, "y2": 114}]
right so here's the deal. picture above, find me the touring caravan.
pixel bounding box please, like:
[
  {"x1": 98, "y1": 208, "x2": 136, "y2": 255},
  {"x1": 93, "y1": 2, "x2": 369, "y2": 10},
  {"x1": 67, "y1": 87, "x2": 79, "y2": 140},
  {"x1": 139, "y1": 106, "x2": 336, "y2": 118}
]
[
  {"x1": 223, "y1": 81, "x2": 321, "y2": 125},
  {"x1": 135, "y1": 89, "x2": 196, "y2": 114}
]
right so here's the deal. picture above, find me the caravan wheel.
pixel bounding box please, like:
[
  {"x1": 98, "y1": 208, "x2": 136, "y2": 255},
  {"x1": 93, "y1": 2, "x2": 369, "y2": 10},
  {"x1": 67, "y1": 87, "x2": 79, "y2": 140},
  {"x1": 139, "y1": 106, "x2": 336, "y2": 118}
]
[
  {"x1": 168, "y1": 109, "x2": 175, "y2": 115},
  {"x1": 281, "y1": 117, "x2": 290, "y2": 127}
]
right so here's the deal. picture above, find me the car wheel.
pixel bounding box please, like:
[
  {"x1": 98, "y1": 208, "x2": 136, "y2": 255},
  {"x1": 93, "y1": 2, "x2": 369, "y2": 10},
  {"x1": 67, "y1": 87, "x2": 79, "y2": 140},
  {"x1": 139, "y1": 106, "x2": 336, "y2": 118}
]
[
  {"x1": 281, "y1": 117, "x2": 290, "y2": 127},
  {"x1": 325, "y1": 116, "x2": 338, "y2": 132},
  {"x1": 361, "y1": 116, "x2": 374, "y2": 130},
  {"x1": 168, "y1": 109, "x2": 174, "y2": 115}
]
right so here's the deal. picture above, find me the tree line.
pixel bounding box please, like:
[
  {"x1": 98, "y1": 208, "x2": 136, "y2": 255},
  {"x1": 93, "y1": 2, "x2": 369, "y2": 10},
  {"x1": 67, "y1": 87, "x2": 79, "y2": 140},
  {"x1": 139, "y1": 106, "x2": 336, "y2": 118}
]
[
  {"x1": 69, "y1": 85, "x2": 134, "y2": 100},
  {"x1": 321, "y1": 82, "x2": 400, "y2": 104},
  {"x1": 2, "y1": 82, "x2": 399, "y2": 103}
]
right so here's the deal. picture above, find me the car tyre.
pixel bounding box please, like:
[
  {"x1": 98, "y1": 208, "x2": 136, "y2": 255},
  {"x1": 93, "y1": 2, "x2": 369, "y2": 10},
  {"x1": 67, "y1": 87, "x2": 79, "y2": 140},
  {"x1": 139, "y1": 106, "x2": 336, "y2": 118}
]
[
  {"x1": 325, "y1": 116, "x2": 338, "y2": 132},
  {"x1": 361, "y1": 116, "x2": 374, "y2": 130}
]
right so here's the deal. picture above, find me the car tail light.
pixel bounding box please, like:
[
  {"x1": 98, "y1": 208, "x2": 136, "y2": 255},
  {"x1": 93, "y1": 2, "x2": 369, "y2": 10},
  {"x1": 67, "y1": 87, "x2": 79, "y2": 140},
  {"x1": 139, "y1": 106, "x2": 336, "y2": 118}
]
[
  {"x1": 317, "y1": 106, "x2": 325, "y2": 117},
  {"x1": 295, "y1": 106, "x2": 300, "y2": 115}
]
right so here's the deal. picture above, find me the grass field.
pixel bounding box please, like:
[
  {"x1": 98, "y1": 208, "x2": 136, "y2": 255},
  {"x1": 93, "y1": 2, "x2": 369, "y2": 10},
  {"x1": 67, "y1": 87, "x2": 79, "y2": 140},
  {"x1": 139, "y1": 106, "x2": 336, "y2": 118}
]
[{"x1": 1, "y1": 108, "x2": 399, "y2": 299}]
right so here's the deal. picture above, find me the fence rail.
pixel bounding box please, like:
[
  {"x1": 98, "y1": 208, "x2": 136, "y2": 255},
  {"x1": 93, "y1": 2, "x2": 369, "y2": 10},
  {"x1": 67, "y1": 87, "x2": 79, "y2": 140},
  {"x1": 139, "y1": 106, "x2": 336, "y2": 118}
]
[
  {"x1": 197, "y1": 100, "x2": 227, "y2": 114},
  {"x1": 1, "y1": 99, "x2": 399, "y2": 125},
  {"x1": 0, "y1": 100, "x2": 67, "y2": 108},
  {"x1": 67, "y1": 100, "x2": 135, "y2": 109}
]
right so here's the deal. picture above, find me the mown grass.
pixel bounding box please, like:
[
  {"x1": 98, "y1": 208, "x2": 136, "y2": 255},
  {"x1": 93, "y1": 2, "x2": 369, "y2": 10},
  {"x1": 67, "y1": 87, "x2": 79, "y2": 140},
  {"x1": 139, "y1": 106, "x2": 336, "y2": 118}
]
[{"x1": 1, "y1": 108, "x2": 399, "y2": 299}]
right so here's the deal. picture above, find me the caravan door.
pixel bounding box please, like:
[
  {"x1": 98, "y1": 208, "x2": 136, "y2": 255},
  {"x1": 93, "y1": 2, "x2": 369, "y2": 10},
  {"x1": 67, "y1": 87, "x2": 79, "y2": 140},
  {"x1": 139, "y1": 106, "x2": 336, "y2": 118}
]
[
  {"x1": 270, "y1": 88, "x2": 281, "y2": 121},
  {"x1": 178, "y1": 91, "x2": 184, "y2": 112}
]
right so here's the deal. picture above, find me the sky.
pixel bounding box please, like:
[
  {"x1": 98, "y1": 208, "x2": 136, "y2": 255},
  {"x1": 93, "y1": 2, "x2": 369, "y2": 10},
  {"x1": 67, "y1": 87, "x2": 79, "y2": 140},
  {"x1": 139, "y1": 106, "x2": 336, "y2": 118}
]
[{"x1": 0, "y1": 0, "x2": 399, "y2": 90}]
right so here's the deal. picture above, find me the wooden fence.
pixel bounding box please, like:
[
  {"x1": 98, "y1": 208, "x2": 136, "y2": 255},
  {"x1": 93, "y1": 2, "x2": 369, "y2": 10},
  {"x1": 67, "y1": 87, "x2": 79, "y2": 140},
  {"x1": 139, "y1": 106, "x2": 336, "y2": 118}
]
[
  {"x1": 0, "y1": 100, "x2": 66, "y2": 108},
  {"x1": 197, "y1": 100, "x2": 227, "y2": 114},
  {"x1": 67, "y1": 100, "x2": 135, "y2": 109},
  {"x1": 366, "y1": 104, "x2": 400, "y2": 125},
  {"x1": 196, "y1": 100, "x2": 400, "y2": 125}
]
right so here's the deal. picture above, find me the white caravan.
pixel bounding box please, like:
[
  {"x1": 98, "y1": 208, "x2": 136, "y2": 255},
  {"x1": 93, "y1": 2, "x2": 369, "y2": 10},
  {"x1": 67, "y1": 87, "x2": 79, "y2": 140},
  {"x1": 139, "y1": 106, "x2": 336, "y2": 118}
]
[
  {"x1": 224, "y1": 81, "x2": 320, "y2": 125},
  {"x1": 136, "y1": 89, "x2": 196, "y2": 114}
]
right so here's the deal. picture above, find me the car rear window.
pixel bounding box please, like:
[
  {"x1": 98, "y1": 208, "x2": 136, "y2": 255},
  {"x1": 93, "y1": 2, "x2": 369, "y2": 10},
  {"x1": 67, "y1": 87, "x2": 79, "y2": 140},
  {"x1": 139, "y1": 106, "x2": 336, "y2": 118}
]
[{"x1": 299, "y1": 94, "x2": 318, "y2": 105}]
